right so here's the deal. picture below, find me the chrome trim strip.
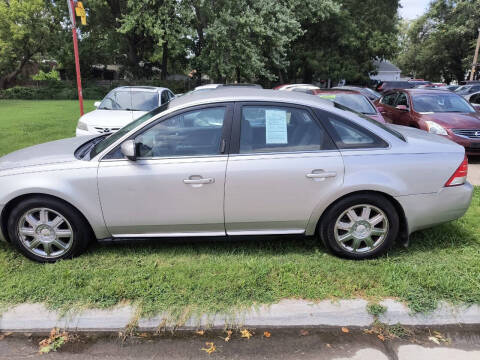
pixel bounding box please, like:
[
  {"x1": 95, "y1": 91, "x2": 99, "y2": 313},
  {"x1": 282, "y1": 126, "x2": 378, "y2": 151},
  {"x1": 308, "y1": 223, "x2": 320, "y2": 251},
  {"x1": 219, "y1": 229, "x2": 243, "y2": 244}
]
[
  {"x1": 226, "y1": 229, "x2": 305, "y2": 236},
  {"x1": 112, "y1": 232, "x2": 226, "y2": 238}
]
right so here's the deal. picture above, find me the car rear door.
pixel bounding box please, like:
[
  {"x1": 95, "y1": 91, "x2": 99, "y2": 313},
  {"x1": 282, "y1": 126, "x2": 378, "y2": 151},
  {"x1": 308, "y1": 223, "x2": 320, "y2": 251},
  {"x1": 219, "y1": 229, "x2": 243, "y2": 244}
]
[
  {"x1": 224, "y1": 102, "x2": 344, "y2": 235},
  {"x1": 97, "y1": 103, "x2": 233, "y2": 237}
]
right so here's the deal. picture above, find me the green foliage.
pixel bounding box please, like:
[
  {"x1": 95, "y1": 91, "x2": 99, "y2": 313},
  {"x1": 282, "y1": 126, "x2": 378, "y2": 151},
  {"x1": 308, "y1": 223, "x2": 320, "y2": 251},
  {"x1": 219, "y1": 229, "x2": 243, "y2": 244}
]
[
  {"x1": 32, "y1": 70, "x2": 61, "y2": 81},
  {"x1": 367, "y1": 303, "x2": 387, "y2": 316},
  {"x1": 396, "y1": 0, "x2": 480, "y2": 82}
]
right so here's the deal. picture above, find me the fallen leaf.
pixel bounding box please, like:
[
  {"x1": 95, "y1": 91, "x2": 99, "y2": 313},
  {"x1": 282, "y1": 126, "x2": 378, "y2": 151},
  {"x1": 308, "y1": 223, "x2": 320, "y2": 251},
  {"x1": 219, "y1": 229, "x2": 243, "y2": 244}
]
[
  {"x1": 377, "y1": 334, "x2": 385, "y2": 341},
  {"x1": 223, "y1": 330, "x2": 233, "y2": 342},
  {"x1": 299, "y1": 330, "x2": 309, "y2": 336},
  {"x1": 263, "y1": 331, "x2": 271, "y2": 338},
  {"x1": 341, "y1": 327, "x2": 349, "y2": 333},
  {"x1": 326, "y1": 343, "x2": 332, "y2": 348},
  {"x1": 38, "y1": 328, "x2": 69, "y2": 354},
  {"x1": 201, "y1": 342, "x2": 216, "y2": 355},
  {"x1": 429, "y1": 336, "x2": 441, "y2": 345},
  {"x1": 138, "y1": 333, "x2": 149, "y2": 338},
  {"x1": 240, "y1": 329, "x2": 253, "y2": 339},
  {"x1": 196, "y1": 330, "x2": 205, "y2": 336}
]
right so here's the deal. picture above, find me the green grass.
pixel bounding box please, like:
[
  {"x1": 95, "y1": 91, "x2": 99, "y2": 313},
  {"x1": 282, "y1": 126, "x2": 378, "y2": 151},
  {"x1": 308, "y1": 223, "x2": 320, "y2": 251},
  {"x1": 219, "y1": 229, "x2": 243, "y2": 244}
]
[
  {"x1": 0, "y1": 100, "x2": 479, "y2": 318},
  {"x1": 0, "y1": 100, "x2": 95, "y2": 156}
]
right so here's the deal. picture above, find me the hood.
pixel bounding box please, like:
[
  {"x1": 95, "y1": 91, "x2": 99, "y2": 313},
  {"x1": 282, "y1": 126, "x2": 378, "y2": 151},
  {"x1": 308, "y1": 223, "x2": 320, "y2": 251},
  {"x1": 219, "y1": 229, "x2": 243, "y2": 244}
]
[
  {"x1": 388, "y1": 124, "x2": 464, "y2": 153},
  {"x1": 0, "y1": 136, "x2": 97, "y2": 171},
  {"x1": 79, "y1": 109, "x2": 147, "y2": 127},
  {"x1": 417, "y1": 112, "x2": 480, "y2": 129}
]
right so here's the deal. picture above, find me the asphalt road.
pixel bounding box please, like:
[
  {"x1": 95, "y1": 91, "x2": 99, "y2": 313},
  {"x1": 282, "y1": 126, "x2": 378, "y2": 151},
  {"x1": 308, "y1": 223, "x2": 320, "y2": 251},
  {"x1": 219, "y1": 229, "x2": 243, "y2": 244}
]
[{"x1": 1, "y1": 327, "x2": 480, "y2": 360}]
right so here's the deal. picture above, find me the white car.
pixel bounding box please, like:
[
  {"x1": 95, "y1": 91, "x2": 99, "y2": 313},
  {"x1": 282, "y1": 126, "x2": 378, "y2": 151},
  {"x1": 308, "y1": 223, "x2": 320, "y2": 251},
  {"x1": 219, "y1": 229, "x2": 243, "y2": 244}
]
[{"x1": 76, "y1": 86, "x2": 175, "y2": 136}]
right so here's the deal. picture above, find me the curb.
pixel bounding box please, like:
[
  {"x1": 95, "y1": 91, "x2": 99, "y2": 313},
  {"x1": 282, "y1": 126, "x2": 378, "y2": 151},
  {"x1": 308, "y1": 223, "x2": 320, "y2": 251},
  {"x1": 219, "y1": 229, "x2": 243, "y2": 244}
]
[{"x1": 1, "y1": 299, "x2": 480, "y2": 333}]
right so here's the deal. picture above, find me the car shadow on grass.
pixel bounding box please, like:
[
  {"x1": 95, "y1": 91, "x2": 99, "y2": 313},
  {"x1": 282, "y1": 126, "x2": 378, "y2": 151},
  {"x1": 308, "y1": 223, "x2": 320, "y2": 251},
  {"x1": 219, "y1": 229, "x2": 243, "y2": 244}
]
[{"x1": 84, "y1": 219, "x2": 477, "y2": 260}]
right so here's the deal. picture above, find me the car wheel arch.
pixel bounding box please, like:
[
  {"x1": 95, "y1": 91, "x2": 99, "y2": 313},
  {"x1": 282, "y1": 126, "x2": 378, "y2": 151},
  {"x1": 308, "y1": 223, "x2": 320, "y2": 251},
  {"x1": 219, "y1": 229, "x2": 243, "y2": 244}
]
[
  {"x1": 1, "y1": 193, "x2": 96, "y2": 243},
  {"x1": 312, "y1": 190, "x2": 409, "y2": 245}
]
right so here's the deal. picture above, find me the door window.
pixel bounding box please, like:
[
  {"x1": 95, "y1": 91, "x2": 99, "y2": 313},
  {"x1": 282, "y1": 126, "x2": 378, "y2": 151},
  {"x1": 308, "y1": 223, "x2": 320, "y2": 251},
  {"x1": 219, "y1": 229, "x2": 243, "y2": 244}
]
[
  {"x1": 239, "y1": 106, "x2": 334, "y2": 154},
  {"x1": 161, "y1": 91, "x2": 170, "y2": 104},
  {"x1": 135, "y1": 107, "x2": 226, "y2": 158},
  {"x1": 395, "y1": 93, "x2": 409, "y2": 108},
  {"x1": 380, "y1": 93, "x2": 398, "y2": 106},
  {"x1": 470, "y1": 93, "x2": 480, "y2": 104}
]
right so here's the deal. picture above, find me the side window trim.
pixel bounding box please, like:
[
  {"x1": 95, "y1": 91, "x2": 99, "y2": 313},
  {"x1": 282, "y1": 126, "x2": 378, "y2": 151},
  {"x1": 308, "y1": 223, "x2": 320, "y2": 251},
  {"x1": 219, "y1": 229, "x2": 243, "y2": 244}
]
[
  {"x1": 101, "y1": 102, "x2": 234, "y2": 161},
  {"x1": 230, "y1": 101, "x2": 337, "y2": 155}
]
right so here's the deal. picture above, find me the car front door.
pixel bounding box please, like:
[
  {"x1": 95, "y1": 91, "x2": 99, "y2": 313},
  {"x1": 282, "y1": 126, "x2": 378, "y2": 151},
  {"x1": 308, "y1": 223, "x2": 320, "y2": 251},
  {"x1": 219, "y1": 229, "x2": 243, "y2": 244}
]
[
  {"x1": 224, "y1": 103, "x2": 344, "y2": 235},
  {"x1": 391, "y1": 92, "x2": 412, "y2": 126},
  {"x1": 97, "y1": 103, "x2": 233, "y2": 237},
  {"x1": 378, "y1": 92, "x2": 398, "y2": 123}
]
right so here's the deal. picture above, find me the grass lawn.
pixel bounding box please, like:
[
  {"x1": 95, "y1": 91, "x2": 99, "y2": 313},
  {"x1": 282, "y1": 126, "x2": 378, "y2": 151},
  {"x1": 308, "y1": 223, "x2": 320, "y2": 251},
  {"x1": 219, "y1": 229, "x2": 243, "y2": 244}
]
[
  {"x1": 0, "y1": 100, "x2": 95, "y2": 156},
  {"x1": 0, "y1": 100, "x2": 479, "y2": 317}
]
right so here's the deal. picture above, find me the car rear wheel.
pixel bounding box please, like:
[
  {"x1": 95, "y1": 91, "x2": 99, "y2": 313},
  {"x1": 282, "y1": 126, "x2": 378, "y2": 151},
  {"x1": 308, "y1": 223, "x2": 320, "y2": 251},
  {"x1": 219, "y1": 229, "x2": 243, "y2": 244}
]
[
  {"x1": 319, "y1": 194, "x2": 399, "y2": 259},
  {"x1": 7, "y1": 197, "x2": 91, "y2": 263}
]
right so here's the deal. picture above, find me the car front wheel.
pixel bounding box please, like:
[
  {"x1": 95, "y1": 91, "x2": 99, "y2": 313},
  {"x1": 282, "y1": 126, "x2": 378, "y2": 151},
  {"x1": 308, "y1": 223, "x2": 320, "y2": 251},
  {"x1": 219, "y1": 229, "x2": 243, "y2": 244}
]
[
  {"x1": 7, "y1": 197, "x2": 91, "y2": 263},
  {"x1": 319, "y1": 194, "x2": 399, "y2": 259}
]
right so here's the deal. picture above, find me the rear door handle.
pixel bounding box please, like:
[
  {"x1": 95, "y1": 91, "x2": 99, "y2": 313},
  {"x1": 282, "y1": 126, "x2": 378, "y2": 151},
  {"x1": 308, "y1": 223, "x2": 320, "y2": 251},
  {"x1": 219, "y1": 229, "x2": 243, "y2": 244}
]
[
  {"x1": 183, "y1": 177, "x2": 215, "y2": 185},
  {"x1": 306, "y1": 171, "x2": 337, "y2": 179}
]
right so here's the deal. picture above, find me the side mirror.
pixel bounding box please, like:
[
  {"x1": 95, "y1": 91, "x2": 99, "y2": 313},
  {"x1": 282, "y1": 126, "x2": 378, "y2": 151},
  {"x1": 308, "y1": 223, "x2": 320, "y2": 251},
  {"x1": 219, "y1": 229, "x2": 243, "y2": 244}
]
[
  {"x1": 121, "y1": 140, "x2": 137, "y2": 161},
  {"x1": 396, "y1": 105, "x2": 409, "y2": 111},
  {"x1": 94, "y1": 101, "x2": 101, "y2": 108},
  {"x1": 474, "y1": 104, "x2": 480, "y2": 112},
  {"x1": 376, "y1": 106, "x2": 386, "y2": 113}
]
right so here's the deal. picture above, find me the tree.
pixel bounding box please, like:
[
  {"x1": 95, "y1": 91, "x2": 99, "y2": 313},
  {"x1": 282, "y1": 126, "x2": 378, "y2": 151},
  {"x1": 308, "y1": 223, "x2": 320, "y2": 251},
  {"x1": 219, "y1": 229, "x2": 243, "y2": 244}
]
[
  {"x1": 286, "y1": 0, "x2": 400, "y2": 84},
  {"x1": 0, "y1": 0, "x2": 58, "y2": 88},
  {"x1": 397, "y1": 0, "x2": 480, "y2": 83}
]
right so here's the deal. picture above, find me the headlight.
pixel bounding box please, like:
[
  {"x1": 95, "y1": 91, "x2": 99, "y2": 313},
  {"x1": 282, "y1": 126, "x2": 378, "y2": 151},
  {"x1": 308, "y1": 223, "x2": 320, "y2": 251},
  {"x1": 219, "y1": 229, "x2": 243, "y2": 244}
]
[
  {"x1": 77, "y1": 119, "x2": 88, "y2": 131},
  {"x1": 425, "y1": 121, "x2": 448, "y2": 136}
]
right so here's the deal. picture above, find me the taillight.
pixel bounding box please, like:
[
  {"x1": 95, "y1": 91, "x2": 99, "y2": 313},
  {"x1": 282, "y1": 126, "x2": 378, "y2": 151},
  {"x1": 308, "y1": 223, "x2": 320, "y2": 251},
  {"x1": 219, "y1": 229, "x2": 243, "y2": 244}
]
[
  {"x1": 445, "y1": 155, "x2": 468, "y2": 187},
  {"x1": 378, "y1": 84, "x2": 383, "y2": 91}
]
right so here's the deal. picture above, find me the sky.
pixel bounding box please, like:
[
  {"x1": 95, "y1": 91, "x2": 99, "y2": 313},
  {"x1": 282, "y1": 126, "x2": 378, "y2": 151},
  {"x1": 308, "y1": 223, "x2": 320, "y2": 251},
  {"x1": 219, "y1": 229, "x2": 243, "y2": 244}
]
[{"x1": 399, "y1": 0, "x2": 430, "y2": 20}]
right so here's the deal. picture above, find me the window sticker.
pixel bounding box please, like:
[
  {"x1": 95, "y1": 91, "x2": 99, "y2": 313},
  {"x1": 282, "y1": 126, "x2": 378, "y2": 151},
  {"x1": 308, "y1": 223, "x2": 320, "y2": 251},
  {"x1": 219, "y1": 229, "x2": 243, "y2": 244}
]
[{"x1": 265, "y1": 110, "x2": 288, "y2": 144}]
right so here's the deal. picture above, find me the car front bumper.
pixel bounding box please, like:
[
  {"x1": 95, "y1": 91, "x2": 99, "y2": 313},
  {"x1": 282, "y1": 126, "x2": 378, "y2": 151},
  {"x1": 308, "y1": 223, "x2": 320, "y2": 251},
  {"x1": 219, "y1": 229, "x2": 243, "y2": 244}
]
[
  {"x1": 447, "y1": 134, "x2": 480, "y2": 156},
  {"x1": 396, "y1": 182, "x2": 474, "y2": 235}
]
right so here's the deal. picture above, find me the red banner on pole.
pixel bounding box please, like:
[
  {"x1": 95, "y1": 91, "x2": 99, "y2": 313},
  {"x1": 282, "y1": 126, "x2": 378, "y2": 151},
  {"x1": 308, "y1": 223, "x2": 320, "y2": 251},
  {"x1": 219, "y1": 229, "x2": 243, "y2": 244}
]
[{"x1": 68, "y1": 0, "x2": 84, "y2": 116}]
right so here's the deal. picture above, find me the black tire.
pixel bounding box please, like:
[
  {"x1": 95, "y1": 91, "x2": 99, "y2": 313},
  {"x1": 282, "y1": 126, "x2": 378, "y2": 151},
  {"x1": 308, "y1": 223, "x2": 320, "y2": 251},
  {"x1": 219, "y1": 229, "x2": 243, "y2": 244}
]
[
  {"x1": 319, "y1": 193, "x2": 399, "y2": 260},
  {"x1": 7, "y1": 196, "x2": 91, "y2": 263}
]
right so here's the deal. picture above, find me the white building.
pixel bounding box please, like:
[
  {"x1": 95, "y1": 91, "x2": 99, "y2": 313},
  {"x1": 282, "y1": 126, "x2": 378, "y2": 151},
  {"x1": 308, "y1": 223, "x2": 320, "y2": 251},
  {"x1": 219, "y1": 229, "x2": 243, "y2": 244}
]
[{"x1": 370, "y1": 60, "x2": 401, "y2": 81}]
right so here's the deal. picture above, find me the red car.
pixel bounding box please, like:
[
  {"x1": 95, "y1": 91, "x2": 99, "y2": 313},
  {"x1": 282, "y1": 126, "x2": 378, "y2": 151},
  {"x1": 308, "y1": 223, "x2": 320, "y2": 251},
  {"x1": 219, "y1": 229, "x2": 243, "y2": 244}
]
[
  {"x1": 375, "y1": 89, "x2": 480, "y2": 155},
  {"x1": 311, "y1": 89, "x2": 386, "y2": 123}
]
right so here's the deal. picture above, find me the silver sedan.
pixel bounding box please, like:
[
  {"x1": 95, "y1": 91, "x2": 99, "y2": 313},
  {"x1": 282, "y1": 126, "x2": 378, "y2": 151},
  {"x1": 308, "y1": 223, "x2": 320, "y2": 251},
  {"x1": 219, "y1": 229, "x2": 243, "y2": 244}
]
[{"x1": 0, "y1": 89, "x2": 473, "y2": 262}]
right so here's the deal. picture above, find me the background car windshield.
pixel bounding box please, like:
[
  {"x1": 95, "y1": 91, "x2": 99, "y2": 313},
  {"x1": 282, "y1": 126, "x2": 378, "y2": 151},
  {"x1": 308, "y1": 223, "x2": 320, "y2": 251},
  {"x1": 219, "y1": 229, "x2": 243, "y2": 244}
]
[
  {"x1": 318, "y1": 93, "x2": 377, "y2": 115},
  {"x1": 99, "y1": 90, "x2": 158, "y2": 111},
  {"x1": 412, "y1": 94, "x2": 475, "y2": 113},
  {"x1": 90, "y1": 103, "x2": 170, "y2": 158}
]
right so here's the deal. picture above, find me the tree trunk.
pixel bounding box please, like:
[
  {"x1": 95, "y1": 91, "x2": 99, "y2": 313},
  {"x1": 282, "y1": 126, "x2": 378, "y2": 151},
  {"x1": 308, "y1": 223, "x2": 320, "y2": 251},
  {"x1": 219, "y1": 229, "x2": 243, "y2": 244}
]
[{"x1": 161, "y1": 41, "x2": 168, "y2": 80}]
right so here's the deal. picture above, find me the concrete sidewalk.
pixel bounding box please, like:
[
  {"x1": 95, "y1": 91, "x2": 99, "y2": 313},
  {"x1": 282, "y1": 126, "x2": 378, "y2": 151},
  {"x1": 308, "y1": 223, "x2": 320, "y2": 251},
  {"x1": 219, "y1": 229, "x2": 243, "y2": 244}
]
[
  {"x1": 468, "y1": 158, "x2": 480, "y2": 186},
  {"x1": 2, "y1": 299, "x2": 480, "y2": 333}
]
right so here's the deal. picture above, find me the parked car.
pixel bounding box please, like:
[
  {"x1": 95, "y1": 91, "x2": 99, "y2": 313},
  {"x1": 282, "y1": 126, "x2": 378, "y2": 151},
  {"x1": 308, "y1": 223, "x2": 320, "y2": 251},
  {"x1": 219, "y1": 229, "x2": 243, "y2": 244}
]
[
  {"x1": 464, "y1": 91, "x2": 480, "y2": 110},
  {"x1": 455, "y1": 84, "x2": 480, "y2": 97},
  {"x1": 0, "y1": 89, "x2": 472, "y2": 262},
  {"x1": 311, "y1": 89, "x2": 386, "y2": 123},
  {"x1": 76, "y1": 86, "x2": 175, "y2": 136},
  {"x1": 376, "y1": 89, "x2": 480, "y2": 155},
  {"x1": 332, "y1": 86, "x2": 382, "y2": 101},
  {"x1": 376, "y1": 81, "x2": 415, "y2": 93},
  {"x1": 446, "y1": 85, "x2": 459, "y2": 92}
]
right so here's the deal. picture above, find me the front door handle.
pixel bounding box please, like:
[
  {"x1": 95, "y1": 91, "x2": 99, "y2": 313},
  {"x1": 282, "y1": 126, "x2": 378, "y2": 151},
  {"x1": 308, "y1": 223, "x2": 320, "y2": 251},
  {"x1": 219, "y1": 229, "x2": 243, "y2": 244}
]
[
  {"x1": 306, "y1": 171, "x2": 337, "y2": 179},
  {"x1": 183, "y1": 177, "x2": 215, "y2": 185}
]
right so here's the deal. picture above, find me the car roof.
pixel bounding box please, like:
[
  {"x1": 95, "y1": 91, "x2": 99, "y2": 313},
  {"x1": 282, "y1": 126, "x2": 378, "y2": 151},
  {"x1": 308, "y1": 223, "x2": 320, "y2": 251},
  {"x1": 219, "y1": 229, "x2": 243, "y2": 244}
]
[
  {"x1": 168, "y1": 88, "x2": 334, "y2": 111},
  {"x1": 113, "y1": 86, "x2": 169, "y2": 92},
  {"x1": 312, "y1": 89, "x2": 362, "y2": 95}
]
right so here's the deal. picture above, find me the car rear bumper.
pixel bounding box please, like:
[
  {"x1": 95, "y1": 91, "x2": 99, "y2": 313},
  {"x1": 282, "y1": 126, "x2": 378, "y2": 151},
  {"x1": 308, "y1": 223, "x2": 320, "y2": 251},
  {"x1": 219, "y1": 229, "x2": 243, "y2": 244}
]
[{"x1": 396, "y1": 182, "x2": 474, "y2": 234}]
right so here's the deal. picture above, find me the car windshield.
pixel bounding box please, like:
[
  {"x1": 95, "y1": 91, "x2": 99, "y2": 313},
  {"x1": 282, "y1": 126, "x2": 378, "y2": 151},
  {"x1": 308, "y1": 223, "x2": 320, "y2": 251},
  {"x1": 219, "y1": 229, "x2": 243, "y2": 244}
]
[
  {"x1": 98, "y1": 90, "x2": 159, "y2": 111},
  {"x1": 363, "y1": 88, "x2": 381, "y2": 98},
  {"x1": 412, "y1": 93, "x2": 475, "y2": 113},
  {"x1": 90, "y1": 102, "x2": 170, "y2": 158},
  {"x1": 317, "y1": 93, "x2": 377, "y2": 115}
]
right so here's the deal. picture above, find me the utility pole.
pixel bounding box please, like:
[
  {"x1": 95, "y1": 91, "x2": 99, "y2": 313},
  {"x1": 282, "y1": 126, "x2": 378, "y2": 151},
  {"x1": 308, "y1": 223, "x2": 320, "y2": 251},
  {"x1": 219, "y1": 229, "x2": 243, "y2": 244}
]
[
  {"x1": 67, "y1": 0, "x2": 84, "y2": 116},
  {"x1": 470, "y1": 27, "x2": 480, "y2": 81}
]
